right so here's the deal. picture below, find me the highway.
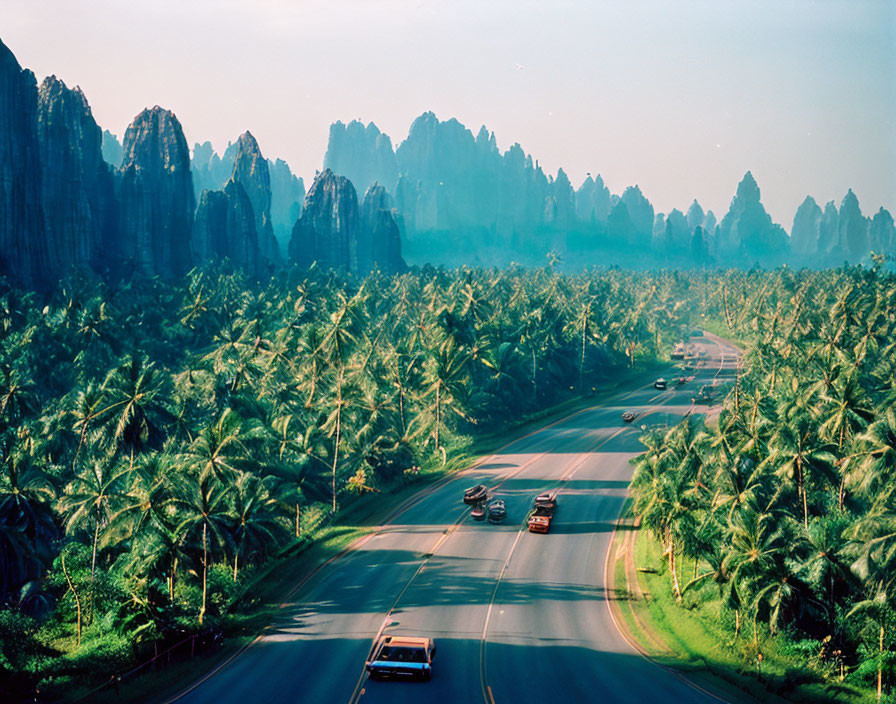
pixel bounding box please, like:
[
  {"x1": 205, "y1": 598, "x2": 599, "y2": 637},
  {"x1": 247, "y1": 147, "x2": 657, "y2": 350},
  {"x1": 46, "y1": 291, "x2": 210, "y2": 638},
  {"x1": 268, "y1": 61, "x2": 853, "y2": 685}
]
[{"x1": 170, "y1": 334, "x2": 740, "y2": 704}]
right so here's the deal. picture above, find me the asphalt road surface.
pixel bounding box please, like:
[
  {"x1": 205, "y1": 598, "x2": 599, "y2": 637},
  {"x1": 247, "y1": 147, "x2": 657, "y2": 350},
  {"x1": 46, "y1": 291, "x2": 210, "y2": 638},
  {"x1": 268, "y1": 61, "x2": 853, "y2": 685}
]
[{"x1": 171, "y1": 334, "x2": 739, "y2": 704}]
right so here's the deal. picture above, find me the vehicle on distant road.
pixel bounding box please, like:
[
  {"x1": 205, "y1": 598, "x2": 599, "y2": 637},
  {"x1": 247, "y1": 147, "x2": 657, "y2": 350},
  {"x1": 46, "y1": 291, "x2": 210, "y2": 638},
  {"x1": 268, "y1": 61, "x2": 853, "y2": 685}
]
[
  {"x1": 463, "y1": 484, "x2": 488, "y2": 505},
  {"x1": 528, "y1": 492, "x2": 557, "y2": 533},
  {"x1": 653, "y1": 378, "x2": 667, "y2": 390},
  {"x1": 677, "y1": 376, "x2": 688, "y2": 385},
  {"x1": 622, "y1": 411, "x2": 637, "y2": 422},
  {"x1": 534, "y1": 491, "x2": 557, "y2": 511},
  {"x1": 487, "y1": 499, "x2": 506, "y2": 523},
  {"x1": 366, "y1": 635, "x2": 436, "y2": 681},
  {"x1": 671, "y1": 343, "x2": 685, "y2": 360},
  {"x1": 692, "y1": 385, "x2": 714, "y2": 404},
  {"x1": 471, "y1": 503, "x2": 487, "y2": 521}
]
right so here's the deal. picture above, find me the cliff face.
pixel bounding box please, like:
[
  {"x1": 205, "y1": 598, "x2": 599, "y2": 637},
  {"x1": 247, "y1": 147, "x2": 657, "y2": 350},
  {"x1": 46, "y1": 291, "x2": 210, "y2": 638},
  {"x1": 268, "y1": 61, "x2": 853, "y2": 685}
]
[
  {"x1": 717, "y1": 172, "x2": 788, "y2": 262},
  {"x1": 118, "y1": 106, "x2": 195, "y2": 278},
  {"x1": 269, "y1": 157, "x2": 304, "y2": 254},
  {"x1": 360, "y1": 184, "x2": 405, "y2": 274},
  {"x1": 230, "y1": 131, "x2": 280, "y2": 265},
  {"x1": 869, "y1": 208, "x2": 895, "y2": 254},
  {"x1": 37, "y1": 76, "x2": 116, "y2": 276},
  {"x1": 192, "y1": 180, "x2": 259, "y2": 274},
  {"x1": 790, "y1": 196, "x2": 822, "y2": 258},
  {"x1": 838, "y1": 190, "x2": 869, "y2": 262},
  {"x1": 0, "y1": 39, "x2": 45, "y2": 286},
  {"x1": 289, "y1": 169, "x2": 357, "y2": 271},
  {"x1": 101, "y1": 129, "x2": 122, "y2": 168},
  {"x1": 324, "y1": 120, "x2": 399, "y2": 196},
  {"x1": 575, "y1": 175, "x2": 611, "y2": 224}
]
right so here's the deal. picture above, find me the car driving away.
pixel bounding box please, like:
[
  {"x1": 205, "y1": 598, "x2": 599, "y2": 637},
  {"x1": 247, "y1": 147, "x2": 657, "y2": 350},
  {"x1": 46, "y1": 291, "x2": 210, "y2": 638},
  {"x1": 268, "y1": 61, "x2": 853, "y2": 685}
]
[
  {"x1": 653, "y1": 377, "x2": 667, "y2": 390},
  {"x1": 366, "y1": 635, "x2": 437, "y2": 681}
]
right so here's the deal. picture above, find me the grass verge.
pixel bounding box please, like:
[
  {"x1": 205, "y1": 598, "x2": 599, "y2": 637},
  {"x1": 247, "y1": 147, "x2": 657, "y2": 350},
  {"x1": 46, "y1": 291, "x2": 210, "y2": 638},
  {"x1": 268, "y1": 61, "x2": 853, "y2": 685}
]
[{"x1": 610, "y1": 517, "x2": 874, "y2": 704}]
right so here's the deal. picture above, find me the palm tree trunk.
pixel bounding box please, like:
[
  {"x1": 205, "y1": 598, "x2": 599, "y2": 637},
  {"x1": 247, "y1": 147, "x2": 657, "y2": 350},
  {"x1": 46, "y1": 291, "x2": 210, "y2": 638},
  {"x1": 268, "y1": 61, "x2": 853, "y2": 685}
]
[
  {"x1": 233, "y1": 550, "x2": 239, "y2": 581},
  {"x1": 797, "y1": 457, "x2": 808, "y2": 528},
  {"x1": 332, "y1": 410, "x2": 341, "y2": 513},
  {"x1": 665, "y1": 528, "x2": 682, "y2": 603},
  {"x1": 580, "y1": 314, "x2": 587, "y2": 393},
  {"x1": 878, "y1": 624, "x2": 884, "y2": 701},
  {"x1": 531, "y1": 347, "x2": 537, "y2": 404},
  {"x1": 295, "y1": 503, "x2": 301, "y2": 538},
  {"x1": 61, "y1": 550, "x2": 82, "y2": 648},
  {"x1": 91, "y1": 513, "x2": 100, "y2": 579},
  {"x1": 199, "y1": 522, "x2": 207, "y2": 626},
  {"x1": 435, "y1": 382, "x2": 441, "y2": 452}
]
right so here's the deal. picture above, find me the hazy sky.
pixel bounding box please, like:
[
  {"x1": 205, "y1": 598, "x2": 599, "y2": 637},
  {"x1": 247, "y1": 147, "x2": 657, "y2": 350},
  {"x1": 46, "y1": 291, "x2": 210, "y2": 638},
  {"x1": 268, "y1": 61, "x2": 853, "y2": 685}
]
[{"x1": 4, "y1": 0, "x2": 894, "y2": 226}]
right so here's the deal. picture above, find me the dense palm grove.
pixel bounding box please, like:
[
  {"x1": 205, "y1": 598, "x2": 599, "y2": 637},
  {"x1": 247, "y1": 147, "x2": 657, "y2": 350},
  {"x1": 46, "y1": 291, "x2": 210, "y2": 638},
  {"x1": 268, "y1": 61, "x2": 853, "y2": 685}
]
[
  {"x1": 631, "y1": 260, "x2": 896, "y2": 699},
  {"x1": 0, "y1": 262, "x2": 691, "y2": 698}
]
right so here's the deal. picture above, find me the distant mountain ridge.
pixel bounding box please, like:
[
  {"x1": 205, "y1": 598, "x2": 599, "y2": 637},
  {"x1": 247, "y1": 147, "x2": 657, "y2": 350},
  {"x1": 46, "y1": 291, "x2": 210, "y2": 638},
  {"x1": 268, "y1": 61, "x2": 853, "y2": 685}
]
[
  {"x1": 322, "y1": 114, "x2": 895, "y2": 268},
  {"x1": 1, "y1": 36, "x2": 893, "y2": 288}
]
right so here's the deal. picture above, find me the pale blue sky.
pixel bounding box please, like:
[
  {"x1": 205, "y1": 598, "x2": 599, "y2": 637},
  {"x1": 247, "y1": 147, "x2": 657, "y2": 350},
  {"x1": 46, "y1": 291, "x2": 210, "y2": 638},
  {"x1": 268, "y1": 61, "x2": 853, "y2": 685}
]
[{"x1": 4, "y1": 0, "x2": 894, "y2": 225}]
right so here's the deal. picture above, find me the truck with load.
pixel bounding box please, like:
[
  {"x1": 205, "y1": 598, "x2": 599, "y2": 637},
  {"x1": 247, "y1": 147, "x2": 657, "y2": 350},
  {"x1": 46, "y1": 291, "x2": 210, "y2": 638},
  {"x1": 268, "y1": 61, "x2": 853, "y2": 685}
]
[{"x1": 528, "y1": 492, "x2": 557, "y2": 533}]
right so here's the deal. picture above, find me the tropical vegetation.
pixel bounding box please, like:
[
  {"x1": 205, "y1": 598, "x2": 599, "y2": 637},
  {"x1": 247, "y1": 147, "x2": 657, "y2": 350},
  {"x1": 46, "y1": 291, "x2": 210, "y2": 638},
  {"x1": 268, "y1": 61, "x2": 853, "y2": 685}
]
[
  {"x1": 0, "y1": 260, "x2": 691, "y2": 699},
  {"x1": 631, "y1": 258, "x2": 896, "y2": 700}
]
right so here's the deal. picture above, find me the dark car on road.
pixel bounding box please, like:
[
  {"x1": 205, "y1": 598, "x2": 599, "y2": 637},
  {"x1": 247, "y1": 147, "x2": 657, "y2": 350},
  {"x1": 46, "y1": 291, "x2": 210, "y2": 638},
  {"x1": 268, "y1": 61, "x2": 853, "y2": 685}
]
[
  {"x1": 366, "y1": 635, "x2": 436, "y2": 681},
  {"x1": 463, "y1": 484, "x2": 489, "y2": 505},
  {"x1": 487, "y1": 499, "x2": 506, "y2": 523},
  {"x1": 622, "y1": 411, "x2": 637, "y2": 423},
  {"x1": 692, "y1": 385, "x2": 714, "y2": 404},
  {"x1": 471, "y1": 503, "x2": 487, "y2": 521},
  {"x1": 653, "y1": 378, "x2": 667, "y2": 390}
]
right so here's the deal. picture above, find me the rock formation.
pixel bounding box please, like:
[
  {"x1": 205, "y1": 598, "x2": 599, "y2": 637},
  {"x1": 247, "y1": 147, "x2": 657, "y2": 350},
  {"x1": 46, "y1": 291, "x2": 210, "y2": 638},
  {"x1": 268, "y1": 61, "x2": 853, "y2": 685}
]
[
  {"x1": 101, "y1": 129, "x2": 122, "y2": 167},
  {"x1": 118, "y1": 106, "x2": 195, "y2": 278},
  {"x1": 620, "y1": 186, "x2": 654, "y2": 248},
  {"x1": 717, "y1": 172, "x2": 788, "y2": 262},
  {"x1": 686, "y1": 200, "x2": 705, "y2": 232},
  {"x1": 663, "y1": 209, "x2": 690, "y2": 253},
  {"x1": 790, "y1": 196, "x2": 822, "y2": 259},
  {"x1": 324, "y1": 120, "x2": 399, "y2": 196},
  {"x1": 607, "y1": 201, "x2": 635, "y2": 247},
  {"x1": 191, "y1": 140, "x2": 239, "y2": 199},
  {"x1": 192, "y1": 180, "x2": 259, "y2": 274},
  {"x1": 360, "y1": 184, "x2": 405, "y2": 274},
  {"x1": 269, "y1": 158, "x2": 304, "y2": 254},
  {"x1": 0, "y1": 38, "x2": 46, "y2": 286},
  {"x1": 838, "y1": 190, "x2": 869, "y2": 262},
  {"x1": 869, "y1": 208, "x2": 895, "y2": 254},
  {"x1": 37, "y1": 76, "x2": 117, "y2": 277},
  {"x1": 575, "y1": 174, "x2": 611, "y2": 224},
  {"x1": 229, "y1": 131, "x2": 280, "y2": 265},
  {"x1": 290, "y1": 170, "x2": 405, "y2": 275},
  {"x1": 817, "y1": 201, "x2": 839, "y2": 257},
  {"x1": 289, "y1": 169, "x2": 357, "y2": 271}
]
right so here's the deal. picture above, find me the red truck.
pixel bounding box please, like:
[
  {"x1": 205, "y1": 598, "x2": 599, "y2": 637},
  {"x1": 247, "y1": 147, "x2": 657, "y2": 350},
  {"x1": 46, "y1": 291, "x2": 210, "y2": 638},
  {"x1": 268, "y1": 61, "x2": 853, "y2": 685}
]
[{"x1": 528, "y1": 492, "x2": 557, "y2": 533}]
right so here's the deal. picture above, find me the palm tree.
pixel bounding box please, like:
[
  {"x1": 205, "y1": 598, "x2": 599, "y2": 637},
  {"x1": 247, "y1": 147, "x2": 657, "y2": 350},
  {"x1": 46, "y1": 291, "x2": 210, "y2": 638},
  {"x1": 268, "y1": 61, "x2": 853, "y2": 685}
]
[
  {"x1": 185, "y1": 409, "x2": 252, "y2": 484},
  {"x1": 98, "y1": 355, "x2": 172, "y2": 466},
  {"x1": 229, "y1": 472, "x2": 285, "y2": 580},
  {"x1": 171, "y1": 472, "x2": 234, "y2": 625},
  {"x1": 60, "y1": 457, "x2": 133, "y2": 578}
]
